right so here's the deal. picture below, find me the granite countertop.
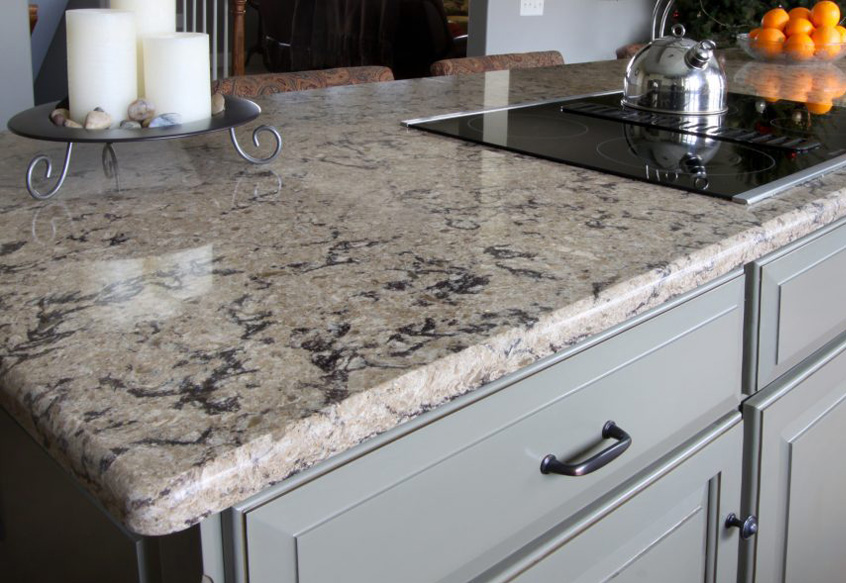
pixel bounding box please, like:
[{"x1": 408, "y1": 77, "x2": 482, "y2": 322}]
[{"x1": 2, "y1": 56, "x2": 846, "y2": 537}]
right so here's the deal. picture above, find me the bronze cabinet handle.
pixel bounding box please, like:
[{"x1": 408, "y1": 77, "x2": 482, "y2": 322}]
[
  {"x1": 726, "y1": 513, "x2": 759, "y2": 540},
  {"x1": 540, "y1": 421, "x2": 632, "y2": 477}
]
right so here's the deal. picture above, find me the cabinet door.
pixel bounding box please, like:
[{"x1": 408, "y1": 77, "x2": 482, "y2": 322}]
[
  {"x1": 483, "y1": 413, "x2": 744, "y2": 583},
  {"x1": 743, "y1": 338, "x2": 846, "y2": 583}
]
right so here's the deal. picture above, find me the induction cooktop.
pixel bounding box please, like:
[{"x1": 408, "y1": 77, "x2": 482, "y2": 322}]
[{"x1": 404, "y1": 91, "x2": 846, "y2": 204}]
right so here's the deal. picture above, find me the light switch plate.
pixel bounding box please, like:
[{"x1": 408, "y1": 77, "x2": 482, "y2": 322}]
[{"x1": 520, "y1": 0, "x2": 544, "y2": 16}]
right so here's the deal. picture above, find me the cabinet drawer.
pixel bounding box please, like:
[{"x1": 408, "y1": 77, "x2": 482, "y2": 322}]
[
  {"x1": 243, "y1": 277, "x2": 744, "y2": 583},
  {"x1": 756, "y1": 221, "x2": 846, "y2": 389},
  {"x1": 498, "y1": 413, "x2": 743, "y2": 583}
]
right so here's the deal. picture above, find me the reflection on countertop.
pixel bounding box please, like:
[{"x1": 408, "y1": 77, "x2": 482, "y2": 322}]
[{"x1": 1, "y1": 55, "x2": 846, "y2": 536}]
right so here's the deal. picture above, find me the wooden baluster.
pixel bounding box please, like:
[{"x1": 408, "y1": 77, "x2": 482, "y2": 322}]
[
  {"x1": 232, "y1": 0, "x2": 246, "y2": 76},
  {"x1": 29, "y1": 4, "x2": 39, "y2": 34}
]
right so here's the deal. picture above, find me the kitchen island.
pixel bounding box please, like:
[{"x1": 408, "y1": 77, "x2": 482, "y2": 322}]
[{"x1": 2, "y1": 55, "x2": 846, "y2": 582}]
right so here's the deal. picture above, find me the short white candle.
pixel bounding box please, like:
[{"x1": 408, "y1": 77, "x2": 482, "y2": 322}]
[
  {"x1": 66, "y1": 9, "x2": 137, "y2": 126},
  {"x1": 143, "y1": 33, "x2": 212, "y2": 124},
  {"x1": 109, "y1": 0, "x2": 176, "y2": 97}
]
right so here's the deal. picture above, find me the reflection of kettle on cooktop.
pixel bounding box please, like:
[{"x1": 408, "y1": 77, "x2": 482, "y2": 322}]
[{"x1": 624, "y1": 123, "x2": 722, "y2": 190}]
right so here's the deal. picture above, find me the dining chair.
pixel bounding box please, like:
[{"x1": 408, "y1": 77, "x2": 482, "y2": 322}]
[
  {"x1": 211, "y1": 66, "x2": 395, "y2": 97},
  {"x1": 616, "y1": 43, "x2": 646, "y2": 59},
  {"x1": 429, "y1": 51, "x2": 565, "y2": 76}
]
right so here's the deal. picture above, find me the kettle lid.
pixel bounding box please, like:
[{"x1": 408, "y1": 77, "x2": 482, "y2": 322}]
[{"x1": 650, "y1": 24, "x2": 698, "y2": 50}]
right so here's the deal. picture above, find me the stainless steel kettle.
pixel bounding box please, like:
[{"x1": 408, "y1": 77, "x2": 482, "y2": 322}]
[{"x1": 623, "y1": 24, "x2": 727, "y2": 116}]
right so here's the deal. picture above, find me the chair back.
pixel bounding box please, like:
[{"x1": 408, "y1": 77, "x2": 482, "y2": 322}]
[
  {"x1": 261, "y1": 0, "x2": 399, "y2": 72},
  {"x1": 430, "y1": 51, "x2": 564, "y2": 76},
  {"x1": 392, "y1": 0, "x2": 455, "y2": 79},
  {"x1": 212, "y1": 66, "x2": 395, "y2": 97}
]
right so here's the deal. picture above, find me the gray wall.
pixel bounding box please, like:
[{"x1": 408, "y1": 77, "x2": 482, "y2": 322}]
[
  {"x1": 469, "y1": 0, "x2": 653, "y2": 63},
  {"x1": 34, "y1": 0, "x2": 103, "y2": 105},
  {"x1": 30, "y1": 0, "x2": 71, "y2": 78},
  {"x1": 1, "y1": 0, "x2": 34, "y2": 128}
]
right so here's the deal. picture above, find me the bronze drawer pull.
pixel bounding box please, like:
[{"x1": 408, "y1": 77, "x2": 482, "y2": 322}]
[
  {"x1": 540, "y1": 421, "x2": 632, "y2": 477},
  {"x1": 725, "y1": 513, "x2": 758, "y2": 540}
]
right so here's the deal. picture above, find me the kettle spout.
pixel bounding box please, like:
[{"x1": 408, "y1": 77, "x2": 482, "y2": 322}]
[{"x1": 685, "y1": 40, "x2": 716, "y2": 69}]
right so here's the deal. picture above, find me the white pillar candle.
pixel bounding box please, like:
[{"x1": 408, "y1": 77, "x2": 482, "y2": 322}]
[
  {"x1": 66, "y1": 9, "x2": 137, "y2": 126},
  {"x1": 143, "y1": 33, "x2": 212, "y2": 124},
  {"x1": 109, "y1": 0, "x2": 176, "y2": 97}
]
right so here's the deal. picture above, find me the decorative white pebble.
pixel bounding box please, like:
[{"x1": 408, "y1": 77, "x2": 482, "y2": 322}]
[
  {"x1": 84, "y1": 109, "x2": 112, "y2": 130},
  {"x1": 146, "y1": 113, "x2": 182, "y2": 128},
  {"x1": 50, "y1": 108, "x2": 70, "y2": 126},
  {"x1": 211, "y1": 93, "x2": 225, "y2": 115},
  {"x1": 128, "y1": 99, "x2": 155, "y2": 122}
]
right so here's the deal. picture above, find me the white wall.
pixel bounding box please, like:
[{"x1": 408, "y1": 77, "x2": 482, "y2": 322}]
[
  {"x1": 469, "y1": 0, "x2": 654, "y2": 63},
  {"x1": 1, "y1": 0, "x2": 34, "y2": 127}
]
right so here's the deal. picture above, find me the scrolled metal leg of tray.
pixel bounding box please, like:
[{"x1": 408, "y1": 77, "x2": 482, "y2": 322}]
[
  {"x1": 102, "y1": 143, "x2": 118, "y2": 178},
  {"x1": 26, "y1": 142, "x2": 74, "y2": 200},
  {"x1": 102, "y1": 142, "x2": 121, "y2": 191},
  {"x1": 230, "y1": 125, "x2": 283, "y2": 164}
]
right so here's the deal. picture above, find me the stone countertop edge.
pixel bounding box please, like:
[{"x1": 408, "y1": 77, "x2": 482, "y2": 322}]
[
  {"x1": 2, "y1": 56, "x2": 846, "y2": 537},
  {"x1": 8, "y1": 194, "x2": 844, "y2": 538}
]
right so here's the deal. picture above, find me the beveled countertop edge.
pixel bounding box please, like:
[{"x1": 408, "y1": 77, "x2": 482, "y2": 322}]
[{"x1": 93, "y1": 188, "x2": 846, "y2": 536}]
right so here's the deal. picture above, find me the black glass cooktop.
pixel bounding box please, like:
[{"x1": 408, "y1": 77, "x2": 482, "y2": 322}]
[{"x1": 405, "y1": 91, "x2": 846, "y2": 204}]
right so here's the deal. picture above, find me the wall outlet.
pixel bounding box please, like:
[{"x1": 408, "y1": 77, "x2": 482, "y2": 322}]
[{"x1": 520, "y1": 0, "x2": 544, "y2": 16}]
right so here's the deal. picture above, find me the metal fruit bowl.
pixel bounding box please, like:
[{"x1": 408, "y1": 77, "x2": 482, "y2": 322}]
[{"x1": 737, "y1": 32, "x2": 846, "y2": 63}]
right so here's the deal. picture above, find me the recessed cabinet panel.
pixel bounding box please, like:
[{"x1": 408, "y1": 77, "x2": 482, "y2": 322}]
[
  {"x1": 756, "y1": 222, "x2": 846, "y2": 389},
  {"x1": 776, "y1": 248, "x2": 846, "y2": 364},
  {"x1": 784, "y1": 393, "x2": 846, "y2": 583},
  {"x1": 245, "y1": 278, "x2": 744, "y2": 583},
  {"x1": 743, "y1": 338, "x2": 846, "y2": 583},
  {"x1": 503, "y1": 415, "x2": 743, "y2": 583},
  {"x1": 510, "y1": 487, "x2": 709, "y2": 583}
]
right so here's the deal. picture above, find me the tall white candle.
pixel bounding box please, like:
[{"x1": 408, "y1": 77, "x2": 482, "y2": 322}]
[
  {"x1": 143, "y1": 33, "x2": 211, "y2": 124},
  {"x1": 109, "y1": 0, "x2": 176, "y2": 97},
  {"x1": 66, "y1": 9, "x2": 137, "y2": 126}
]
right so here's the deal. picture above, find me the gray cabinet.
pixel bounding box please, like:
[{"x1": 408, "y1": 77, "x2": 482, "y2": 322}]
[
  {"x1": 748, "y1": 219, "x2": 846, "y2": 392},
  {"x1": 740, "y1": 219, "x2": 846, "y2": 583},
  {"x1": 235, "y1": 275, "x2": 745, "y2": 583},
  {"x1": 494, "y1": 413, "x2": 743, "y2": 583},
  {"x1": 742, "y1": 338, "x2": 846, "y2": 583}
]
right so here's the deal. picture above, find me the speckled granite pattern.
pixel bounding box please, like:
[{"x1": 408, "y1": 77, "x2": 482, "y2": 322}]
[{"x1": 2, "y1": 58, "x2": 846, "y2": 536}]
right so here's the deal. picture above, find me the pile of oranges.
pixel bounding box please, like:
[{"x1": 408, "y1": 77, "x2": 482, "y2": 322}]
[{"x1": 750, "y1": 1, "x2": 846, "y2": 60}]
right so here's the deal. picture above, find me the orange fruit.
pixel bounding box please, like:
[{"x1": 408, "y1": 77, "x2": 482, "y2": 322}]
[
  {"x1": 750, "y1": 27, "x2": 763, "y2": 40},
  {"x1": 813, "y1": 25, "x2": 842, "y2": 58},
  {"x1": 836, "y1": 24, "x2": 846, "y2": 41},
  {"x1": 784, "y1": 70, "x2": 814, "y2": 101},
  {"x1": 759, "y1": 79, "x2": 783, "y2": 101},
  {"x1": 789, "y1": 6, "x2": 814, "y2": 21},
  {"x1": 787, "y1": 70, "x2": 815, "y2": 92},
  {"x1": 785, "y1": 33, "x2": 816, "y2": 60},
  {"x1": 812, "y1": 69, "x2": 841, "y2": 94},
  {"x1": 811, "y1": 1, "x2": 841, "y2": 27},
  {"x1": 806, "y1": 100, "x2": 834, "y2": 114},
  {"x1": 753, "y1": 27, "x2": 787, "y2": 56},
  {"x1": 785, "y1": 17, "x2": 816, "y2": 36},
  {"x1": 762, "y1": 7, "x2": 790, "y2": 30},
  {"x1": 749, "y1": 64, "x2": 783, "y2": 100}
]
